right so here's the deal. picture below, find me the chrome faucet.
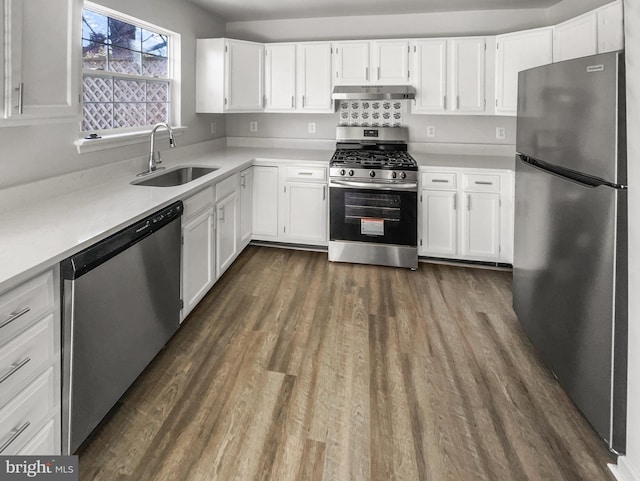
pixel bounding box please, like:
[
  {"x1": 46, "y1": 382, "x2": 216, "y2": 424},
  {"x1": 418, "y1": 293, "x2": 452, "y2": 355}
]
[{"x1": 138, "y1": 123, "x2": 176, "y2": 176}]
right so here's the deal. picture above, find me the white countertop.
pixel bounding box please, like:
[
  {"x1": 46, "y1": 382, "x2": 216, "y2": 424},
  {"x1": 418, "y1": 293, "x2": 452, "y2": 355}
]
[
  {"x1": 0, "y1": 145, "x2": 332, "y2": 292},
  {"x1": 0, "y1": 142, "x2": 514, "y2": 292}
]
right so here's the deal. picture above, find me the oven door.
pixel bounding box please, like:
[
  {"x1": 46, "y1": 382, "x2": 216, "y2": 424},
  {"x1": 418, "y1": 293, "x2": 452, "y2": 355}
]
[{"x1": 329, "y1": 181, "x2": 417, "y2": 246}]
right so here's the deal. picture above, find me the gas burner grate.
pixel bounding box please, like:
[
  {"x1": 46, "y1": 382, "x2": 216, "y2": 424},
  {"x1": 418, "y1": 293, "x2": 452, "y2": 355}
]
[{"x1": 330, "y1": 149, "x2": 418, "y2": 169}]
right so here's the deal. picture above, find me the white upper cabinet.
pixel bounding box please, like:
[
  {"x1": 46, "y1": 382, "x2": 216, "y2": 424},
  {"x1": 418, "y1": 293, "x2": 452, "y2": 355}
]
[
  {"x1": 2, "y1": 0, "x2": 81, "y2": 124},
  {"x1": 450, "y1": 38, "x2": 486, "y2": 113},
  {"x1": 597, "y1": 0, "x2": 624, "y2": 53},
  {"x1": 371, "y1": 40, "x2": 410, "y2": 84},
  {"x1": 413, "y1": 37, "x2": 486, "y2": 115},
  {"x1": 225, "y1": 39, "x2": 265, "y2": 111},
  {"x1": 265, "y1": 44, "x2": 296, "y2": 111},
  {"x1": 495, "y1": 27, "x2": 553, "y2": 115},
  {"x1": 553, "y1": 12, "x2": 598, "y2": 62},
  {"x1": 196, "y1": 38, "x2": 264, "y2": 113},
  {"x1": 412, "y1": 40, "x2": 448, "y2": 113},
  {"x1": 333, "y1": 41, "x2": 370, "y2": 84},
  {"x1": 296, "y1": 43, "x2": 333, "y2": 113}
]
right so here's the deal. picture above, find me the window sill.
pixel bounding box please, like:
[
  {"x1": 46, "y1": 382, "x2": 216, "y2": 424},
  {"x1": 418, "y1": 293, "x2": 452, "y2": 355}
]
[{"x1": 75, "y1": 126, "x2": 188, "y2": 154}]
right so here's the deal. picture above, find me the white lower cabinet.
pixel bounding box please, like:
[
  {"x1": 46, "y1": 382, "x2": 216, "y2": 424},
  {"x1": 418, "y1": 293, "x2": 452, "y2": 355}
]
[
  {"x1": 239, "y1": 167, "x2": 253, "y2": 249},
  {"x1": 253, "y1": 163, "x2": 328, "y2": 246},
  {"x1": 0, "y1": 269, "x2": 60, "y2": 455},
  {"x1": 216, "y1": 192, "x2": 239, "y2": 277},
  {"x1": 419, "y1": 168, "x2": 513, "y2": 263},
  {"x1": 461, "y1": 192, "x2": 501, "y2": 259},
  {"x1": 420, "y1": 190, "x2": 458, "y2": 256},
  {"x1": 181, "y1": 207, "x2": 215, "y2": 319},
  {"x1": 284, "y1": 181, "x2": 327, "y2": 243},
  {"x1": 181, "y1": 187, "x2": 216, "y2": 320}
]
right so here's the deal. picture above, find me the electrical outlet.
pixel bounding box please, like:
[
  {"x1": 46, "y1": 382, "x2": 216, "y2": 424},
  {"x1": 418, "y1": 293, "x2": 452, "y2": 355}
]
[
  {"x1": 496, "y1": 127, "x2": 506, "y2": 140},
  {"x1": 426, "y1": 126, "x2": 436, "y2": 138},
  {"x1": 250, "y1": 121, "x2": 258, "y2": 132},
  {"x1": 308, "y1": 122, "x2": 316, "y2": 134},
  {"x1": 210, "y1": 122, "x2": 216, "y2": 134}
]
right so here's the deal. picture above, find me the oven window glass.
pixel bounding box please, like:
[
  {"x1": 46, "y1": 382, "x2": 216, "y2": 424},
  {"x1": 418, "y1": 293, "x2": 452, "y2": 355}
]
[{"x1": 330, "y1": 187, "x2": 417, "y2": 246}]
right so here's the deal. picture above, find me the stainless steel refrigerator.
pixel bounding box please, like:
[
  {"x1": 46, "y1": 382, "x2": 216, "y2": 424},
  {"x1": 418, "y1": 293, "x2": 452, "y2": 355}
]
[{"x1": 513, "y1": 51, "x2": 627, "y2": 453}]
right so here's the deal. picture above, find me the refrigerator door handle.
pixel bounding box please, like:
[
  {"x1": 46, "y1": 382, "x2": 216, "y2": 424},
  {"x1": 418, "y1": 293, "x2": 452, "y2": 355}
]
[{"x1": 517, "y1": 154, "x2": 627, "y2": 190}]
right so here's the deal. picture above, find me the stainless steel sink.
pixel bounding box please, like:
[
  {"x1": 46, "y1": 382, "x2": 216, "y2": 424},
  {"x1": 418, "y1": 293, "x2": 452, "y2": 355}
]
[{"x1": 132, "y1": 166, "x2": 219, "y2": 187}]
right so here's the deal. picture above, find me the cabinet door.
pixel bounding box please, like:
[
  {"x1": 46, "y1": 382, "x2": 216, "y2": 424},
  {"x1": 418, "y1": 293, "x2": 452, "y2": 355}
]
[
  {"x1": 334, "y1": 42, "x2": 370, "y2": 85},
  {"x1": 252, "y1": 166, "x2": 279, "y2": 237},
  {"x1": 495, "y1": 28, "x2": 553, "y2": 115},
  {"x1": 412, "y1": 40, "x2": 447, "y2": 113},
  {"x1": 225, "y1": 40, "x2": 264, "y2": 111},
  {"x1": 284, "y1": 182, "x2": 327, "y2": 244},
  {"x1": 419, "y1": 190, "x2": 457, "y2": 256},
  {"x1": 216, "y1": 194, "x2": 238, "y2": 277},
  {"x1": 239, "y1": 167, "x2": 253, "y2": 248},
  {"x1": 265, "y1": 44, "x2": 296, "y2": 111},
  {"x1": 371, "y1": 40, "x2": 410, "y2": 84},
  {"x1": 297, "y1": 43, "x2": 333, "y2": 112},
  {"x1": 4, "y1": 0, "x2": 80, "y2": 121},
  {"x1": 451, "y1": 38, "x2": 486, "y2": 113},
  {"x1": 553, "y1": 12, "x2": 598, "y2": 62},
  {"x1": 182, "y1": 208, "x2": 215, "y2": 319},
  {"x1": 598, "y1": 1, "x2": 624, "y2": 53},
  {"x1": 462, "y1": 192, "x2": 500, "y2": 260}
]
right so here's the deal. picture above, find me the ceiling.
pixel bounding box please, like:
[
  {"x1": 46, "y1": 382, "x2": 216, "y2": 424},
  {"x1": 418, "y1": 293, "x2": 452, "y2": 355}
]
[{"x1": 188, "y1": 0, "x2": 563, "y2": 22}]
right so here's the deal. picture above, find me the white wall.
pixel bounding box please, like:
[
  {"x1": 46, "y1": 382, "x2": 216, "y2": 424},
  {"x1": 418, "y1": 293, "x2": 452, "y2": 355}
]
[
  {"x1": 226, "y1": 112, "x2": 517, "y2": 145},
  {"x1": 0, "y1": 0, "x2": 226, "y2": 189},
  {"x1": 615, "y1": 2, "x2": 640, "y2": 480}
]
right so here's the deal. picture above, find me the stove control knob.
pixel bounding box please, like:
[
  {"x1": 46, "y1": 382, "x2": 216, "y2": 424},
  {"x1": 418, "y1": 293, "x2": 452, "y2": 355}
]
[
  {"x1": 391, "y1": 171, "x2": 397, "y2": 179},
  {"x1": 369, "y1": 170, "x2": 376, "y2": 178},
  {"x1": 400, "y1": 172, "x2": 407, "y2": 179},
  {"x1": 340, "y1": 169, "x2": 346, "y2": 176},
  {"x1": 348, "y1": 169, "x2": 354, "y2": 176}
]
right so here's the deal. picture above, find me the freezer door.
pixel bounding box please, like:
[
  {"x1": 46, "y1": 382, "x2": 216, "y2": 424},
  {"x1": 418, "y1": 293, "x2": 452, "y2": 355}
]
[
  {"x1": 516, "y1": 51, "x2": 625, "y2": 185},
  {"x1": 513, "y1": 158, "x2": 626, "y2": 450}
]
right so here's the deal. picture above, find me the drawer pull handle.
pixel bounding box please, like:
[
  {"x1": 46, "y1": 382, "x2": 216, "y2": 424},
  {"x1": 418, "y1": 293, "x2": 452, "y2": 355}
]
[
  {"x1": 298, "y1": 172, "x2": 314, "y2": 176},
  {"x1": 0, "y1": 421, "x2": 30, "y2": 454},
  {"x1": 475, "y1": 181, "x2": 493, "y2": 185},
  {"x1": 0, "y1": 307, "x2": 31, "y2": 329},
  {"x1": 432, "y1": 179, "x2": 449, "y2": 183},
  {"x1": 0, "y1": 357, "x2": 31, "y2": 384}
]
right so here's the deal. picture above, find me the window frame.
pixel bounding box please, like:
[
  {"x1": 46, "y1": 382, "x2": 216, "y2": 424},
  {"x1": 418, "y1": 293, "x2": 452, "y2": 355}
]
[{"x1": 80, "y1": 1, "x2": 181, "y2": 137}]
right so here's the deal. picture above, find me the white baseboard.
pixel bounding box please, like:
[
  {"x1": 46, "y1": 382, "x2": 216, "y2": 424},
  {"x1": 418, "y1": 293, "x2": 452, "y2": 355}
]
[{"x1": 610, "y1": 457, "x2": 640, "y2": 481}]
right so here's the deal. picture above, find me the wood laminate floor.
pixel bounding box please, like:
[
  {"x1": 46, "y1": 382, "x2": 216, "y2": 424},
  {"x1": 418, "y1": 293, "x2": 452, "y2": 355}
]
[{"x1": 78, "y1": 246, "x2": 615, "y2": 481}]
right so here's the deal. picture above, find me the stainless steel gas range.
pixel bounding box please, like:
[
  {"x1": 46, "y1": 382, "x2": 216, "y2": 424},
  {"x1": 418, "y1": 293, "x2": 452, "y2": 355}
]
[{"x1": 328, "y1": 126, "x2": 418, "y2": 269}]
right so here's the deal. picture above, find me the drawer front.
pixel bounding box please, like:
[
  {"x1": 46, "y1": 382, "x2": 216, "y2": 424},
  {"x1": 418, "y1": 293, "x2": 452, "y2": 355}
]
[
  {"x1": 463, "y1": 173, "x2": 500, "y2": 192},
  {"x1": 0, "y1": 315, "x2": 54, "y2": 407},
  {"x1": 183, "y1": 186, "x2": 215, "y2": 220},
  {"x1": 286, "y1": 166, "x2": 326, "y2": 181},
  {"x1": 0, "y1": 271, "x2": 54, "y2": 342},
  {"x1": 421, "y1": 172, "x2": 457, "y2": 190},
  {"x1": 216, "y1": 174, "x2": 238, "y2": 201},
  {"x1": 17, "y1": 417, "x2": 57, "y2": 455},
  {"x1": 0, "y1": 368, "x2": 55, "y2": 455}
]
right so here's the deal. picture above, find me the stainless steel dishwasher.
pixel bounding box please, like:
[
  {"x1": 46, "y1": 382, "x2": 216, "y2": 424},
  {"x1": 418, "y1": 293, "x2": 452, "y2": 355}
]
[{"x1": 61, "y1": 201, "x2": 183, "y2": 454}]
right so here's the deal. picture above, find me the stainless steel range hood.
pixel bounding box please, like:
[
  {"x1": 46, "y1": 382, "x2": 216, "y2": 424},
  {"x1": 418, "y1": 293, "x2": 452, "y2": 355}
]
[{"x1": 332, "y1": 85, "x2": 416, "y2": 100}]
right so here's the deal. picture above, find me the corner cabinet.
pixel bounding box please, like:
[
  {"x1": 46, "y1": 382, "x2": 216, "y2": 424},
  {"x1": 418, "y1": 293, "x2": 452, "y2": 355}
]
[
  {"x1": 419, "y1": 168, "x2": 514, "y2": 264},
  {"x1": 196, "y1": 38, "x2": 264, "y2": 113},
  {"x1": 495, "y1": 27, "x2": 553, "y2": 116},
  {"x1": 253, "y1": 163, "x2": 328, "y2": 246},
  {"x1": 2, "y1": 0, "x2": 81, "y2": 124}
]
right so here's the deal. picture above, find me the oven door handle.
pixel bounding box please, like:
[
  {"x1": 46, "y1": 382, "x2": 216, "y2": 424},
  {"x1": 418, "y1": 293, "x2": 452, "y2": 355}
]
[{"x1": 330, "y1": 179, "x2": 418, "y2": 191}]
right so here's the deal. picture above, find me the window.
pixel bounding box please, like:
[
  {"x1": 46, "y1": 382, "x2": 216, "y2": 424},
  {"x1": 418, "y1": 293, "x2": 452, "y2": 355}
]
[{"x1": 81, "y1": 3, "x2": 179, "y2": 133}]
